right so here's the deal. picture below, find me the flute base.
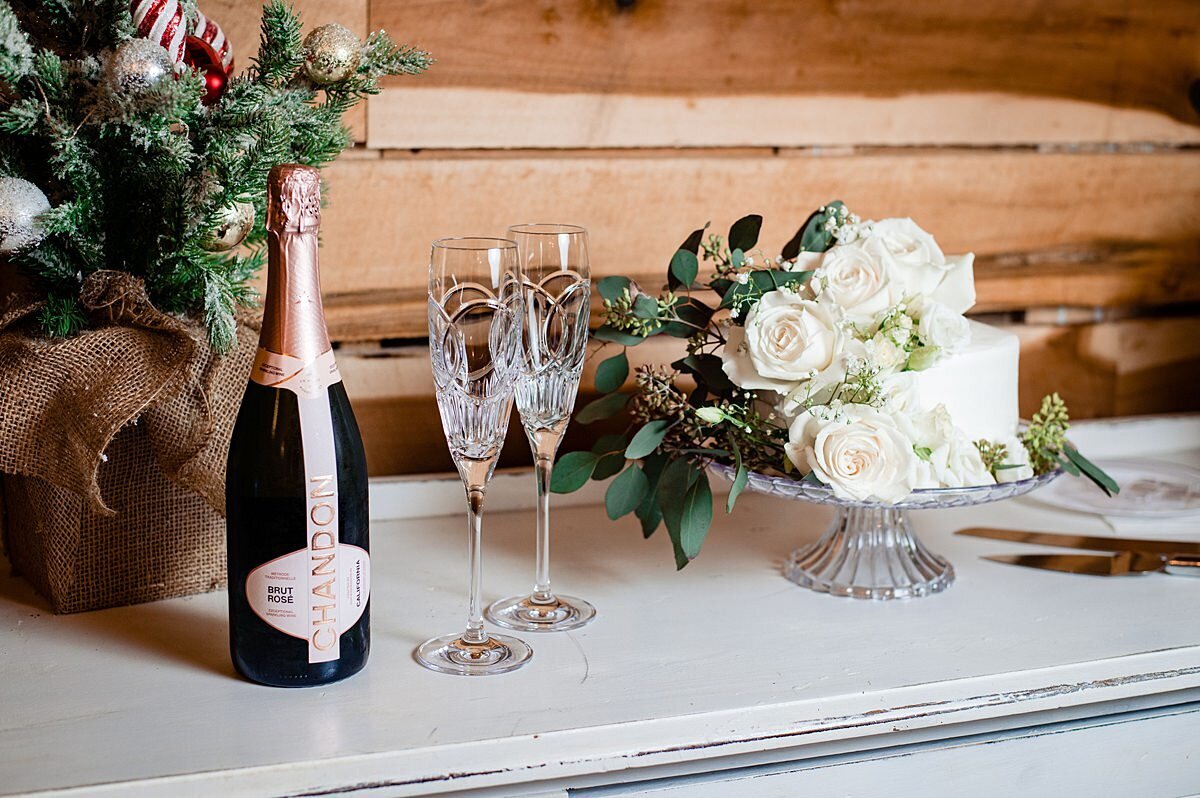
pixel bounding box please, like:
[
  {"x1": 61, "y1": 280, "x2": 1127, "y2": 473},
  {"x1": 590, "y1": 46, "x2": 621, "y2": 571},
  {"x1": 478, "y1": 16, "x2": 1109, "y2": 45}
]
[
  {"x1": 486, "y1": 593, "x2": 596, "y2": 632},
  {"x1": 414, "y1": 632, "x2": 532, "y2": 676}
]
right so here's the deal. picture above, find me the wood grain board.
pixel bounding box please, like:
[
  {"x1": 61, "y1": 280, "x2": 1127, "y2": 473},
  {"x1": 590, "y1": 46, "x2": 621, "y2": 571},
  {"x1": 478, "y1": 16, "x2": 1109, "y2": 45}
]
[
  {"x1": 317, "y1": 149, "x2": 1200, "y2": 341},
  {"x1": 368, "y1": 0, "x2": 1200, "y2": 148}
]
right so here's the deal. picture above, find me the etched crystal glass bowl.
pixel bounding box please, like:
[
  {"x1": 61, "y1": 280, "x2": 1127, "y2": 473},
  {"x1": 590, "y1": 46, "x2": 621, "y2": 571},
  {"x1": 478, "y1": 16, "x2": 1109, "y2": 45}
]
[{"x1": 709, "y1": 464, "x2": 1060, "y2": 600}]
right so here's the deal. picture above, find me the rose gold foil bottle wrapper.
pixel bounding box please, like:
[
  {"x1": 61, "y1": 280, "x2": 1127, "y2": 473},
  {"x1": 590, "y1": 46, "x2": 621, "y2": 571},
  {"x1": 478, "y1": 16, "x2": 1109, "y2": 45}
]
[{"x1": 261, "y1": 164, "x2": 331, "y2": 360}]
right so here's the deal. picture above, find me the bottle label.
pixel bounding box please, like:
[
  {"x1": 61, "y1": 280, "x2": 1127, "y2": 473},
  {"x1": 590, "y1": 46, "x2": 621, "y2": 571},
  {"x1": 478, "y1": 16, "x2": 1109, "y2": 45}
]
[
  {"x1": 250, "y1": 348, "x2": 341, "y2": 399},
  {"x1": 248, "y1": 345, "x2": 356, "y2": 663},
  {"x1": 246, "y1": 544, "x2": 370, "y2": 645}
]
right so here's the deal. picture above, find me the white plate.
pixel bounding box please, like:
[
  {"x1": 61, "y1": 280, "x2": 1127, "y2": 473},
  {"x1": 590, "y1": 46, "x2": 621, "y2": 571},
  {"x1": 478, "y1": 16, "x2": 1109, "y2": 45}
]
[{"x1": 1032, "y1": 458, "x2": 1200, "y2": 518}]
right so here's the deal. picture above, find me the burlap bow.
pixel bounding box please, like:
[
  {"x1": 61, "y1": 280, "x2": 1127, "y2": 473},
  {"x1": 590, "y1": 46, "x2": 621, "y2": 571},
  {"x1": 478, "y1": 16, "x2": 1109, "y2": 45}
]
[{"x1": 0, "y1": 271, "x2": 259, "y2": 516}]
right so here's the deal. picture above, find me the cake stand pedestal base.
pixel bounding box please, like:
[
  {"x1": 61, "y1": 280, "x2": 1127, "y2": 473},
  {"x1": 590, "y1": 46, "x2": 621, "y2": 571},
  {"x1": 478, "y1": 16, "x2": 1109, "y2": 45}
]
[{"x1": 785, "y1": 506, "x2": 954, "y2": 600}]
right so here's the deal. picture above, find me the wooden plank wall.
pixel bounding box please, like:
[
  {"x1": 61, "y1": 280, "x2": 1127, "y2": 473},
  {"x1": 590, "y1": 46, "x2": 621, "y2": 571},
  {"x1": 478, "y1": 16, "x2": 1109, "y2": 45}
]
[{"x1": 221, "y1": 0, "x2": 1200, "y2": 476}]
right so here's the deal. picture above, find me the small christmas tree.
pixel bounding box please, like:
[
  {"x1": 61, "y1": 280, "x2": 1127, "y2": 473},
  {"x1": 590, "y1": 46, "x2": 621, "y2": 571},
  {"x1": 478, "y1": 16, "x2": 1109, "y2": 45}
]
[{"x1": 0, "y1": 0, "x2": 431, "y2": 350}]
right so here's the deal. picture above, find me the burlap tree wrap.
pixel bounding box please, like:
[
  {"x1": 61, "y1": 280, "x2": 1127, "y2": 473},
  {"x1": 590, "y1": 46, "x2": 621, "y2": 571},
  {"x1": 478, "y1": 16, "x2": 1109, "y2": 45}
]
[{"x1": 0, "y1": 271, "x2": 259, "y2": 612}]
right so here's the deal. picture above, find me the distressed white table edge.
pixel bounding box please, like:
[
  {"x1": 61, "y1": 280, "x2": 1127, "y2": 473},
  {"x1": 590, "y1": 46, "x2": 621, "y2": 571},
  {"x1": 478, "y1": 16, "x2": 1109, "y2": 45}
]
[{"x1": 8, "y1": 414, "x2": 1200, "y2": 798}]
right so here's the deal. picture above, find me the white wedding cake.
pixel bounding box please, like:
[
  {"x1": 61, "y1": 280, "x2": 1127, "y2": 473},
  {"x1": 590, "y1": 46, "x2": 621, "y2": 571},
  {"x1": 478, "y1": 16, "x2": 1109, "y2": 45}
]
[
  {"x1": 908, "y1": 320, "x2": 1020, "y2": 443},
  {"x1": 721, "y1": 212, "x2": 1031, "y2": 502}
]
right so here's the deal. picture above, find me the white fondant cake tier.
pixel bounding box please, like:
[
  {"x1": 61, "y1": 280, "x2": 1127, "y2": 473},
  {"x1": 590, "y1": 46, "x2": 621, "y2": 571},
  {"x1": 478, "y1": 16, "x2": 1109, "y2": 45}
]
[{"x1": 911, "y1": 320, "x2": 1020, "y2": 443}]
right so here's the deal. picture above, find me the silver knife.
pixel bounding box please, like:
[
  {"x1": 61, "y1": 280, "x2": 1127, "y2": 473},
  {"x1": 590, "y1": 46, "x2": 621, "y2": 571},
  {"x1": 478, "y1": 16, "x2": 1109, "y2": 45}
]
[
  {"x1": 986, "y1": 552, "x2": 1200, "y2": 577},
  {"x1": 957, "y1": 527, "x2": 1200, "y2": 555}
]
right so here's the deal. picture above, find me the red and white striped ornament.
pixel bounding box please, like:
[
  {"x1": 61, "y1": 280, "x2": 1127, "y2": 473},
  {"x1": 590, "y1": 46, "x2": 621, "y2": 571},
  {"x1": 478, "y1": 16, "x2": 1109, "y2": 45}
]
[
  {"x1": 192, "y1": 9, "x2": 234, "y2": 73},
  {"x1": 130, "y1": 0, "x2": 187, "y2": 66}
]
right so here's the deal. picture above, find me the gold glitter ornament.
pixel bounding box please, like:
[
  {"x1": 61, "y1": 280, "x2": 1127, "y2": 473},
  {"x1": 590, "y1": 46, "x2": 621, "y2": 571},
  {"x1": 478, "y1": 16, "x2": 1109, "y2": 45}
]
[
  {"x1": 201, "y1": 200, "x2": 255, "y2": 251},
  {"x1": 301, "y1": 24, "x2": 361, "y2": 84}
]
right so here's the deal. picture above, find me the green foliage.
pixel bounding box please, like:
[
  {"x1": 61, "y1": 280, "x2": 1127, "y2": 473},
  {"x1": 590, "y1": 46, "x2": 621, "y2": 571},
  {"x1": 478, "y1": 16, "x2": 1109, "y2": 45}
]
[
  {"x1": 1021, "y1": 393, "x2": 1070, "y2": 474},
  {"x1": 0, "y1": 0, "x2": 431, "y2": 350},
  {"x1": 1019, "y1": 393, "x2": 1119, "y2": 495},
  {"x1": 974, "y1": 439, "x2": 1008, "y2": 476},
  {"x1": 625, "y1": 419, "x2": 671, "y2": 459},
  {"x1": 575, "y1": 391, "x2": 629, "y2": 424},
  {"x1": 594, "y1": 351, "x2": 629, "y2": 393},
  {"x1": 548, "y1": 451, "x2": 599, "y2": 494},
  {"x1": 605, "y1": 464, "x2": 648, "y2": 521}
]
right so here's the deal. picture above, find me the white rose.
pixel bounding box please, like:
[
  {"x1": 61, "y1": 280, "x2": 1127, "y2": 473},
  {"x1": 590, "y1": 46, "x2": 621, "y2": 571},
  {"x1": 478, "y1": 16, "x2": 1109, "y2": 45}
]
[
  {"x1": 721, "y1": 291, "x2": 843, "y2": 393},
  {"x1": 905, "y1": 405, "x2": 994, "y2": 488},
  {"x1": 932, "y1": 253, "x2": 976, "y2": 315},
  {"x1": 859, "y1": 218, "x2": 945, "y2": 289},
  {"x1": 869, "y1": 333, "x2": 908, "y2": 372},
  {"x1": 813, "y1": 244, "x2": 902, "y2": 323},
  {"x1": 913, "y1": 297, "x2": 972, "y2": 354},
  {"x1": 858, "y1": 220, "x2": 976, "y2": 315},
  {"x1": 786, "y1": 406, "x2": 919, "y2": 503},
  {"x1": 882, "y1": 372, "x2": 921, "y2": 414},
  {"x1": 944, "y1": 434, "x2": 994, "y2": 487},
  {"x1": 788, "y1": 251, "x2": 826, "y2": 272},
  {"x1": 995, "y1": 435, "x2": 1034, "y2": 483}
]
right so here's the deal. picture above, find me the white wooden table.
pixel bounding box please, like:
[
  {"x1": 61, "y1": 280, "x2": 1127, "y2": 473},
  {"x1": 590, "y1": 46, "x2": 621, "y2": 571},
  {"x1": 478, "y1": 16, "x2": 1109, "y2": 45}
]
[{"x1": 2, "y1": 417, "x2": 1199, "y2": 797}]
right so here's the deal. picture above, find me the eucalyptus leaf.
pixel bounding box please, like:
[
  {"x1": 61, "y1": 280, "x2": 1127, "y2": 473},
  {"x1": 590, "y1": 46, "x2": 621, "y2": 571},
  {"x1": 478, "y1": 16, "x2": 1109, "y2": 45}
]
[
  {"x1": 592, "y1": 433, "x2": 630, "y2": 479},
  {"x1": 592, "y1": 451, "x2": 626, "y2": 481},
  {"x1": 549, "y1": 451, "x2": 598, "y2": 494},
  {"x1": 1064, "y1": 444, "x2": 1120, "y2": 496},
  {"x1": 625, "y1": 419, "x2": 671, "y2": 459},
  {"x1": 597, "y1": 275, "x2": 631, "y2": 302},
  {"x1": 798, "y1": 200, "x2": 845, "y2": 253},
  {"x1": 675, "y1": 298, "x2": 715, "y2": 328},
  {"x1": 679, "y1": 471, "x2": 714, "y2": 559},
  {"x1": 605, "y1": 464, "x2": 649, "y2": 520},
  {"x1": 593, "y1": 325, "x2": 645, "y2": 346},
  {"x1": 576, "y1": 391, "x2": 629, "y2": 424},
  {"x1": 677, "y1": 352, "x2": 734, "y2": 393},
  {"x1": 635, "y1": 452, "x2": 669, "y2": 538},
  {"x1": 728, "y1": 214, "x2": 763, "y2": 253},
  {"x1": 669, "y1": 249, "x2": 699, "y2": 287},
  {"x1": 780, "y1": 220, "x2": 808, "y2": 260},
  {"x1": 631, "y1": 294, "x2": 659, "y2": 320},
  {"x1": 679, "y1": 224, "x2": 708, "y2": 255},
  {"x1": 594, "y1": 351, "x2": 629, "y2": 393},
  {"x1": 727, "y1": 437, "x2": 748, "y2": 513},
  {"x1": 658, "y1": 458, "x2": 700, "y2": 564},
  {"x1": 718, "y1": 269, "x2": 810, "y2": 310},
  {"x1": 591, "y1": 433, "x2": 628, "y2": 454},
  {"x1": 1057, "y1": 451, "x2": 1081, "y2": 476}
]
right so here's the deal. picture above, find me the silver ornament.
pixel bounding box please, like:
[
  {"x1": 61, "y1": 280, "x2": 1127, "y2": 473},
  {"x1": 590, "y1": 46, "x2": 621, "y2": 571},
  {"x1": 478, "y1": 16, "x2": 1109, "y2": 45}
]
[
  {"x1": 0, "y1": 177, "x2": 51, "y2": 255},
  {"x1": 108, "y1": 39, "x2": 175, "y2": 95},
  {"x1": 201, "y1": 200, "x2": 255, "y2": 251},
  {"x1": 301, "y1": 24, "x2": 362, "y2": 85}
]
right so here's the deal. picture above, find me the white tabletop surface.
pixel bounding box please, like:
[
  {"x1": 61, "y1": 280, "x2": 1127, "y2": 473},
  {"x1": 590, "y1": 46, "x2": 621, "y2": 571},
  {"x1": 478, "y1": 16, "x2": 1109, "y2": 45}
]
[{"x1": 1, "y1": 416, "x2": 1199, "y2": 797}]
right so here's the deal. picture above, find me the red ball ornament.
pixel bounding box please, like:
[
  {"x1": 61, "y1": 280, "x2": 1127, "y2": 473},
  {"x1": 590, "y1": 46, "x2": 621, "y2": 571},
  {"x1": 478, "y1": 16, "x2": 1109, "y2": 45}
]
[{"x1": 184, "y1": 36, "x2": 228, "y2": 105}]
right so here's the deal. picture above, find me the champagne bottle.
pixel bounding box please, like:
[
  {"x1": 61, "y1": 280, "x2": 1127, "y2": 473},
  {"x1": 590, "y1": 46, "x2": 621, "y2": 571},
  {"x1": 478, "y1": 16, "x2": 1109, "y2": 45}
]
[{"x1": 226, "y1": 164, "x2": 370, "y2": 687}]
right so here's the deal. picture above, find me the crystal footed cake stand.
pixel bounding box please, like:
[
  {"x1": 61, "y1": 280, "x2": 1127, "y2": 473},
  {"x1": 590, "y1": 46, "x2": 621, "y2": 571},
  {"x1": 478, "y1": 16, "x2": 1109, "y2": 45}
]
[{"x1": 710, "y1": 465, "x2": 1060, "y2": 600}]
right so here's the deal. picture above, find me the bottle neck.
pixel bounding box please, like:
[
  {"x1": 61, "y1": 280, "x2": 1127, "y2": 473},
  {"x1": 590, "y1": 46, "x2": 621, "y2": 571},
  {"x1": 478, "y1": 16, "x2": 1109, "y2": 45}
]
[{"x1": 259, "y1": 227, "x2": 331, "y2": 361}]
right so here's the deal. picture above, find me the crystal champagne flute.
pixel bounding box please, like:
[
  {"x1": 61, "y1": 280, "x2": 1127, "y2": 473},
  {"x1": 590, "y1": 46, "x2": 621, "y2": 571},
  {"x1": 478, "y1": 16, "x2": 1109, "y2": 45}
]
[
  {"x1": 416, "y1": 237, "x2": 532, "y2": 675},
  {"x1": 486, "y1": 224, "x2": 596, "y2": 632}
]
